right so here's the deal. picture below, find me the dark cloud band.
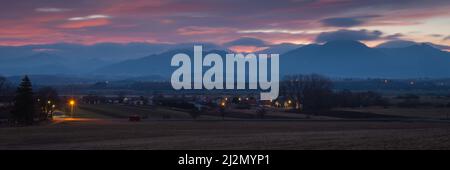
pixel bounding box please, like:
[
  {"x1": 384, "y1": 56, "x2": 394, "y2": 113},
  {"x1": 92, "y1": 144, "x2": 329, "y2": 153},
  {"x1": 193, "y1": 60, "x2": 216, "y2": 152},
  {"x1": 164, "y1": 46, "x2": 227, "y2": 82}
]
[
  {"x1": 321, "y1": 17, "x2": 364, "y2": 27},
  {"x1": 316, "y1": 29, "x2": 383, "y2": 42}
]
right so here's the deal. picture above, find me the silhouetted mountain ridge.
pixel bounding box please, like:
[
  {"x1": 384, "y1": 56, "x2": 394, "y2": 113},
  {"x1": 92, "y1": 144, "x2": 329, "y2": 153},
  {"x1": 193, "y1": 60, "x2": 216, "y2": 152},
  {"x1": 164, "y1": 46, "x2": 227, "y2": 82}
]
[
  {"x1": 281, "y1": 40, "x2": 450, "y2": 78},
  {"x1": 1, "y1": 40, "x2": 450, "y2": 79}
]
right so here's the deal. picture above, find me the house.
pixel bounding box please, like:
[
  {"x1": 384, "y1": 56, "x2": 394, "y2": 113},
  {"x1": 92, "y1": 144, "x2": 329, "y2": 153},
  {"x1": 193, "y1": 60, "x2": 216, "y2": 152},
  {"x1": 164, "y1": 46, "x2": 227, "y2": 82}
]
[{"x1": 273, "y1": 96, "x2": 302, "y2": 110}]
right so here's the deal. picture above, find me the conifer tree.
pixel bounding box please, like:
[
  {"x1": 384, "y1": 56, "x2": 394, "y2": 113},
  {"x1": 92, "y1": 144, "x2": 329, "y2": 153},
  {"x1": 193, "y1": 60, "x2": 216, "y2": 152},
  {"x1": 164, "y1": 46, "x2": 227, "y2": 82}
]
[{"x1": 11, "y1": 75, "x2": 35, "y2": 125}]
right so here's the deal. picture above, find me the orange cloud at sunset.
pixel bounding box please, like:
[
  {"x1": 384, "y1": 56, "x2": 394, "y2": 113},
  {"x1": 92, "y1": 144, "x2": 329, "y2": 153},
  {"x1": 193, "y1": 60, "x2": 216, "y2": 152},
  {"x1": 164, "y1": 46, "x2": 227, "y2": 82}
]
[
  {"x1": 59, "y1": 19, "x2": 111, "y2": 29},
  {"x1": 228, "y1": 45, "x2": 268, "y2": 53}
]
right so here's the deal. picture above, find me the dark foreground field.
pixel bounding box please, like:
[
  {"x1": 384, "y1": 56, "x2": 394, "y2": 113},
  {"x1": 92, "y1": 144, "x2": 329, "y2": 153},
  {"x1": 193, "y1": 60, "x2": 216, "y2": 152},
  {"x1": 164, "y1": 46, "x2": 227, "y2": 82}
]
[{"x1": 1, "y1": 119, "x2": 449, "y2": 150}]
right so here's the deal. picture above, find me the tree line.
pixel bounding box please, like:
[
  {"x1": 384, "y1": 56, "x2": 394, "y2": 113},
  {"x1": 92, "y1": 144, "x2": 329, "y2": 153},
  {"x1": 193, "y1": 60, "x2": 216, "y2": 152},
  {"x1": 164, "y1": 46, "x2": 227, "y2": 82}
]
[
  {"x1": 280, "y1": 74, "x2": 389, "y2": 113},
  {"x1": 0, "y1": 75, "x2": 61, "y2": 126}
]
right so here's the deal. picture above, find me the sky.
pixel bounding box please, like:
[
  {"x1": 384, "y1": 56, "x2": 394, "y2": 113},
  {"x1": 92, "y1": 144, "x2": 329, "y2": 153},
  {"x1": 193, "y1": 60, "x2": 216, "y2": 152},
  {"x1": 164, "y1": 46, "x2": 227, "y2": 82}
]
[{"x1": 0, "y1": 0, "x2": 449, "y2": 50}]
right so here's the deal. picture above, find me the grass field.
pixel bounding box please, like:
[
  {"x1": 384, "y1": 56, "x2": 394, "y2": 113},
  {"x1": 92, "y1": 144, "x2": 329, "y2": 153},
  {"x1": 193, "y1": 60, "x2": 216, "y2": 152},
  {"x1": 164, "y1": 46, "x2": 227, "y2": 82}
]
[
  {"x1": 76, "y1": 104, "x2": 416, "y2": 120},
  {"x1": 338, "y1": 106, "x2": 450, "y2": 119},
  {"x1": 77, "y1": 104, "x2": 227, "y2": 120}
]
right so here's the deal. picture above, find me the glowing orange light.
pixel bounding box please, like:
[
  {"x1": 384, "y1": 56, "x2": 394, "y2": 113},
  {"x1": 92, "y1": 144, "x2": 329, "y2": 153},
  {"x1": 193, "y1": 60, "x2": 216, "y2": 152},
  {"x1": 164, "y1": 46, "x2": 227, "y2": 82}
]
[{"x1": 69, "y1": 100, "x2": 75, "y2": 106}]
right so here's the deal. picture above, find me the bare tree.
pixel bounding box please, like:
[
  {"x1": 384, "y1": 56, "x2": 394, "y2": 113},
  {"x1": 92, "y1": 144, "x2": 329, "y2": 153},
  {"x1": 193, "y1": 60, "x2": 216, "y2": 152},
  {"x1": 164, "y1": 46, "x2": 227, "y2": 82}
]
[
  {"x1": 281, "y1": 74, "x2": 333, "y2": 116},
  {"x1": 0, "y1": 76, "x2": 13, "y2": 97},
  {"x1": 36, "y1": 86, "x2": 60, "y2": 120},
  {"x1": 0, "y1": 76, "x2": 7, "y2": 95}
]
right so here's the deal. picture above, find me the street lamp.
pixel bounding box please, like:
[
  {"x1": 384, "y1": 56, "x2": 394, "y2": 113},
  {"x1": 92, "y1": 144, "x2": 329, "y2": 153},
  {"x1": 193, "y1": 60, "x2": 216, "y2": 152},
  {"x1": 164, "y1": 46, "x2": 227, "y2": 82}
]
[
  {"x1": 69, "y1": 99, "x2": 75, "y2": 117},
  {"x1": 50, "y1": 104, "x2": 56, "y2": 118}
]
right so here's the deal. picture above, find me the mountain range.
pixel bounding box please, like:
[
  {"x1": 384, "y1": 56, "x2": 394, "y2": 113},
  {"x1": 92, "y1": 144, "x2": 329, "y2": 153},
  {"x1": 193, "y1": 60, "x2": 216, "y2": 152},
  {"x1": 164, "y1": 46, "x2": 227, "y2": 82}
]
[
  {"x1": 1, "y1": 40, "x2": 450, "y2": 81},
  {"x1": 281, "y1": 40, "x2": 450, "y2": 78}
]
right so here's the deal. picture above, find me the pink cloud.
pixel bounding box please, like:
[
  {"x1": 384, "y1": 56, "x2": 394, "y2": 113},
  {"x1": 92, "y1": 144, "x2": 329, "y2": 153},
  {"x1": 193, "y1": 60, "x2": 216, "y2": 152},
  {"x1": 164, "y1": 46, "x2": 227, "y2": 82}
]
[
  {"x1": 176, "y1": 26, "x2": 235, "y2": 36},
  {"x1": 58, "y1": 19, "x2": 111, "y2": 29},
  {"x1": 229, "y1": 45, "x2": 268, "y2": 53},
  {"x1": 0, "y1": 0, "x2": 449, "y2": 46}
]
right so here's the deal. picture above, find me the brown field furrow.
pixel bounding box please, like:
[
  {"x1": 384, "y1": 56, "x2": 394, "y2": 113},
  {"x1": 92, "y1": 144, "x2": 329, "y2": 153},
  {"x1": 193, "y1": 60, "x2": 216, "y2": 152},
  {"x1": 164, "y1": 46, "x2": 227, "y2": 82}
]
[{"x1": 1, "y1": 120, "x2": 449, "y2": 150}]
